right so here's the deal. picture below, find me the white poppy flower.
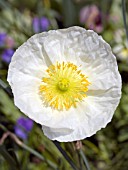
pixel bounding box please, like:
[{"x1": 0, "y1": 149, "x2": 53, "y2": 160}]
[{"x1": 7, "y1": 26, "x2": 121, "y2": 142}]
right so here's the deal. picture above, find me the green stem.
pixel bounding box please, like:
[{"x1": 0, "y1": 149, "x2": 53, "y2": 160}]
[
  {"x1": 53, "y1": 141, "x2": 79, "y2": 170},
  {"x1": 122, "y1": 0, "x2": 128, "y2": 43},
  {"x1": 79, "y1": 149, "x2": 91, "y2": 170},
  {"x1": 0, "y1": 124, "x2": 8, "y2": 131},
  {"x1": 0, "y1": 79, "x2": 13, "y2": 97}
]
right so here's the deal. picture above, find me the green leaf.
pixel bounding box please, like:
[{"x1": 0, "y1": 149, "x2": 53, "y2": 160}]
[
  {"x1": 0, "y1": 145, "x2": 18, "y2": 170},
  {"x1": 0, "y1": 88, "x2": 21, "y2": 122}
]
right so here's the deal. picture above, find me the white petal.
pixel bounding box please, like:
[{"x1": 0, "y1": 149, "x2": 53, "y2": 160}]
[{"x1": 42, "y1": 88, "x2": 120, "y2": 142}]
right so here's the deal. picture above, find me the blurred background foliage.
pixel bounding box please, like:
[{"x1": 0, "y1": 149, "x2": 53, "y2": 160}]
[{"x1": 0, "y1": 0, "x2": 128, "y2": 170}]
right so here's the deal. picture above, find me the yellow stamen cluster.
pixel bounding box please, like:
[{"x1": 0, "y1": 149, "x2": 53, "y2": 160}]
[{"x1": 39, "y1": 62, "x2": 90, "y2": 110}]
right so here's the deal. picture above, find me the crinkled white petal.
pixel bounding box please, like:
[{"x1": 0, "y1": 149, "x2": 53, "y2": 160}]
[{"x1": 7, "y1": 26, "x2": 121, "y2": 142}]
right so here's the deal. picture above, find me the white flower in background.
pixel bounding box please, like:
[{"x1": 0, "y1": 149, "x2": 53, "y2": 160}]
[{"x1": 7, "y1": 26, "x2": 121, "y2": 142}]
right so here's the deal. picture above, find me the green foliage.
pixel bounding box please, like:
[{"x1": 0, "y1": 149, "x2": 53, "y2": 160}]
[{"x1": 0, "y1": 89, "x2": 21, "y2": 122}]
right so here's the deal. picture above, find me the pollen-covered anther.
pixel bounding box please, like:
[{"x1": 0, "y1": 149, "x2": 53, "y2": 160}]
[{"x1": 39, "y1": 62, "x2": 90, "y2": 110}]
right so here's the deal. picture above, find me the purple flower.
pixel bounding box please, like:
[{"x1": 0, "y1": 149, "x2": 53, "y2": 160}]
[
  {"x1": 17, "y1": 117, "x2": 33, "y2": 131},
  {"x1": 14, "y1": 117, "x2": 34, "y2": 140},
  {"x1": 80, "y1": 5, "x2": 103, "y2": 33},
  {"x1": 0, "y1": 33, "x2": 6, "y2": 46},
  {"x1": 32, "y1": 16, "x2": 50, "y2": 33},
  {"x1": 40, "y1": 17, "x2": 50, "y2": 31},
  {"x1": 14, "y1": 127, "x2": 28, "y2": 140},
  {"x1": 32, "y1": 17, "x2": 40, "y2": 33},
  {"x1": 1, "y1": 49, "x2": 14, "y2": 63}
]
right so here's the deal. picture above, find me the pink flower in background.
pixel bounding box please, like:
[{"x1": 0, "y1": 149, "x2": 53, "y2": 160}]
[
  {"x1": 0, "y1": 33, "x2": 15, "y2": 63},
  {"x1": 0, "y1": 33, "x2": 14, "y2": 48},
  {"x1": 80, "y1": 5, "x2": 103, "y2": 33},
  {"x1": 5, "y1": 36, "x2": 15, "y2": 48}
]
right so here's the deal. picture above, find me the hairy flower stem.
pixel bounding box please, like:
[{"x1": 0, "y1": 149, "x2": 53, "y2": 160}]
[
  {"x1": 79, "y1": 149, "x2": 91, "y2": 170},
  {"x1": 75, "y1": 141, "x2": 91, "y2": 170}
]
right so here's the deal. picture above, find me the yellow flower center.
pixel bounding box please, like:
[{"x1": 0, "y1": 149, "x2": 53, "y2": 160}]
[
  {"x1": 58, "y1": 78, "x2": 70, "y2": 91},
  {"x1": 39, "y1": 62, "x2": 90, "y2": 110}
]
